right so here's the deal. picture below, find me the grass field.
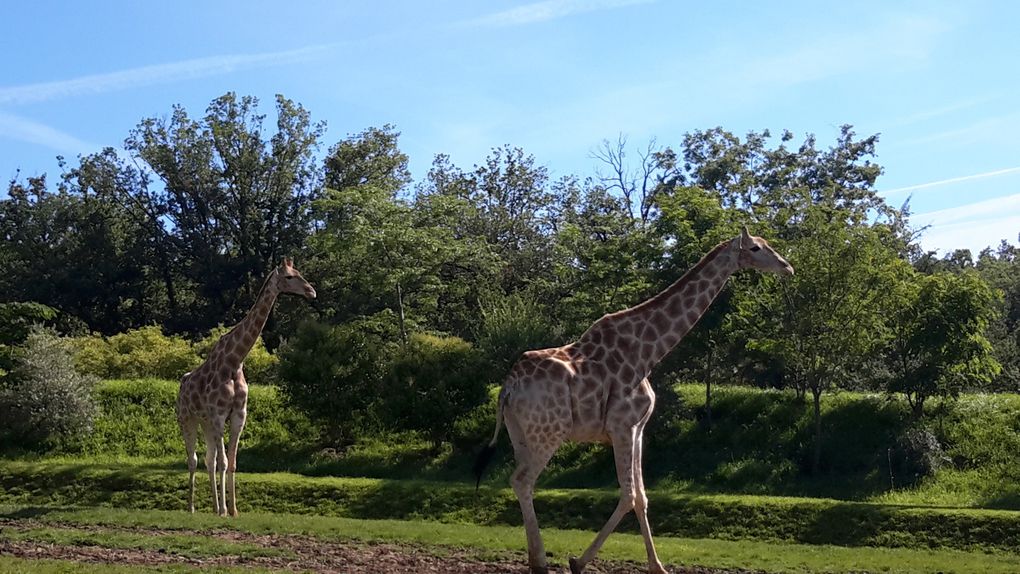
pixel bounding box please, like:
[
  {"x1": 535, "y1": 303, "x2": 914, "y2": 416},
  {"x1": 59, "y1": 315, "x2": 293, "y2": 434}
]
[
  {"x1": 2, "y1": 504, "x2": 1020, "y2": 573},
  {"x1": 7, "y1": 379, "x2": 1020, "y2": 572}
]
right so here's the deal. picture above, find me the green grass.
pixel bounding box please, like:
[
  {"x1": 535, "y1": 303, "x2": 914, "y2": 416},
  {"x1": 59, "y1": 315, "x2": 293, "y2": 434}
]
[
  {"x1": 0, "y1": 558, "x2": 259, "y2": 574},
  {"x1": 1, "y1": 526, "x2": 290, "y2": 559},
  {"x1": 2, "y1": 504, "x2": 1019, "y2": 574},
  {"x1": 14, "y1": 378, "x2": 1020, "y2": 510},
  {"x1": 4, "y1": 459, "x2": 1020, "y2": 552}
]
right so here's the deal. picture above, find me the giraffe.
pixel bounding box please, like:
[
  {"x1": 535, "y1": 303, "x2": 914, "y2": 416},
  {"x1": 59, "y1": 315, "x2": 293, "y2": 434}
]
[
  {"x1": 176, "y1": 257, "x2": 316, "y2": 516},
  {"x1": 473, "y1": 227, "x2": 793, "y2": 574}
]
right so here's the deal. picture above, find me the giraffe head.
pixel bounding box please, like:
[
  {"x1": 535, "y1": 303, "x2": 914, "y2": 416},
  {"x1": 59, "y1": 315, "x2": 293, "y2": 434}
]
[
  {"x1": 273, "y1": 257, "x2": 317, "y2": 299},
  {"x1": 736, "y1": 226, "x2": 794, "y2": 276}
]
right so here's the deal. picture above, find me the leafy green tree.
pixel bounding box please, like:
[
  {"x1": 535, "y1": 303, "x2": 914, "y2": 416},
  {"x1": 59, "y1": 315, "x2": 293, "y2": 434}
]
[
  {"x1": 883, "y1": 271, "x2": 1001, "y2": 417},
  {"x1": 382, "y1": 333, "x2": 488, "y2": 451},
  {"x1": 0, "y1": 175, "x2": 151, "y2": 333},
  {"x1": 976, "y1": 240, "x2": 1020, "y2": 391},
  {"x1": 310, "y1": 127, "x2": 497, "y2": 339},
  {"x1": 737, "y1": 205, "x2": 909, "y2": 473},
  {"x1": 416, "y1": 146, "x2": 564, "y2": 296},
  {"x1": 123, "y1": 93, "x2": 324, "y2": 332}
]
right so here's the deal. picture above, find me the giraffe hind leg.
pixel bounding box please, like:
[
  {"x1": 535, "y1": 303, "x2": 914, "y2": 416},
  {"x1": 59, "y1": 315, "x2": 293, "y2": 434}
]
[
  {"x1": 179, "y1": 418, "x2": 199, "y2": 513},
  {"x1": 506, "y1": 415, "x2": 563, "y2": 573}
]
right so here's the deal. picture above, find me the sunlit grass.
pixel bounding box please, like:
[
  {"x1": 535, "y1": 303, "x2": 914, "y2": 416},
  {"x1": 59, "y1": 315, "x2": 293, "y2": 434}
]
[{"x1": 2, "y1": 505, "x2": 1019, "y2": 574}]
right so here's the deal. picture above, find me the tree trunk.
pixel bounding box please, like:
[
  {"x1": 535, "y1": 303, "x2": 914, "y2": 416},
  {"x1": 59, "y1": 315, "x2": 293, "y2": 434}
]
[
  {"x1": 812, "y1": 386, "x2": 823, "y2": 475},
  {"x1": 396, "y1": 283, "x2": 408, "y2": 347},
  {"x1": 703, "y1": 347, "x2": 714, "y2": 430}
]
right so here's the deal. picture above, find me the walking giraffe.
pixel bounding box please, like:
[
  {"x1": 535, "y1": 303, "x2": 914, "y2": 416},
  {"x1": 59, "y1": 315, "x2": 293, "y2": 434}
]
[
  {"x1": 176, "y1": 257, "x2": 316, "y2": 516},
  {"x1": 474, "y1": 227, "x2": 794, "y2": 573}
]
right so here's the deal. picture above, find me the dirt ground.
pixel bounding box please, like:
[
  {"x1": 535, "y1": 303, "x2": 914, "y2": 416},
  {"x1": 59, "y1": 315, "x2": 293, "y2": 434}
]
[{"x1": 0, "y1": 519, "x2": 760, "y2": 574}]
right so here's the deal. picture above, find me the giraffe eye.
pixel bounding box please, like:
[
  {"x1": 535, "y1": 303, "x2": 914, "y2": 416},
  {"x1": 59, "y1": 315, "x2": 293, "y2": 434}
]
[{"x1": 750, "y1": 245, "x2": 761, "y2": 252}]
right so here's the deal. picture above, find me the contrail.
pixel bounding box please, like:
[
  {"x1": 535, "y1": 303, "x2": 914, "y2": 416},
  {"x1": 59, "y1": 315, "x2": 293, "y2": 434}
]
[
  {"x1": 0, "y1": 45, "x2": 333, "y2": 106},
  {"x1": 882, "y1": 166, "x2": 1020, "y2": 195}
]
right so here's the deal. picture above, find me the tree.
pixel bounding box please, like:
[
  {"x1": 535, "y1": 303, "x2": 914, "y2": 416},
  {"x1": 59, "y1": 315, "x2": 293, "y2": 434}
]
[
  {"x1": 416, "y1": 146, "x2": 564, "y2": 295},
  {"x1": 0, "y1": 175, "x2": 151, "y2": 333},
  {"x1": 310, "y1": 127, "x2": 498, "y2": 339},
  {"x1": 883, "y1": 271, "x2": 1001, "y2": 417},
  {"x1": 123, "y1": 92, "x2": 324, "y2": 332},
  {"x1": 737, "y1": 205, "x2": 909, "y2": 473},
  {"x1": 976, "y1": 239, "x2": 1020, "y2": 391}
]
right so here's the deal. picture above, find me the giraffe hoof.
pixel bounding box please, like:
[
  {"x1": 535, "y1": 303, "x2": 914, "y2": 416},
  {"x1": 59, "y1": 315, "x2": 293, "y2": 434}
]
[
  {"x1": 228, "y1": 509, "x2": 239, "y2": 518},
  {"x1": 569, "y1": 557, "x2": 585, "y2": 574}
]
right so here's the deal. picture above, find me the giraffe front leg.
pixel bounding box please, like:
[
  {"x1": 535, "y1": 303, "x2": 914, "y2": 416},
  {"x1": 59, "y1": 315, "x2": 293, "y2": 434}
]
[
  {"x1": 571, "y1": 428, "x2": 638, "y2": 574},
  {"x1": 202, "y1": 423, "x2": 226, "y2": 516},
  {"x1": 225, "y1": 408, "x2": 247, "y2": 517}
]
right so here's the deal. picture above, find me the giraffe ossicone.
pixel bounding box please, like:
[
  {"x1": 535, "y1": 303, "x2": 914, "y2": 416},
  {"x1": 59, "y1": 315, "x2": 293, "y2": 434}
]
[
  {"x1": 176, "y1": 257, "x2": 316, "y2": 517},
  {"x1": 475, "y1": 228, "x2": 793, "y2": 574}
]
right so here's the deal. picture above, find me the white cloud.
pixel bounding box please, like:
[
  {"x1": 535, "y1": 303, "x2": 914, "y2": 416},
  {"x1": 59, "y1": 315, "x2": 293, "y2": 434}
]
[
  {"x1": 913, "y1": 193, "x2": 1020, "y2": 253},
  {"x1": 0, "y1": 45, "x2": 332, "y2": 106},
  {"x1": 463, "y1": 0, "x2": 653, "y2": 27},
  {"x1": 0, "y1": 111, "x2": 96, "y2": 153},
  {"x1": 882, "y1": 166, "x2": 1020, "y2": 195}
]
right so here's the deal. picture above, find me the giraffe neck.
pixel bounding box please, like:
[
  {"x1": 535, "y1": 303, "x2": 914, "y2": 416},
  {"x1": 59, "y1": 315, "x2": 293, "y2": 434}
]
[
  {"x1": 616, "y1": 240, "x2": 738, "y2": 375},
  {"x1": 219, "y1": 271, "x2": 280, "y2": 368}
]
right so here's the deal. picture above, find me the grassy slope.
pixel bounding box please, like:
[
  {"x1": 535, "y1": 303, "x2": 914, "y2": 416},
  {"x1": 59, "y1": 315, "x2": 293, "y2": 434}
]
[
  {"x1": 3, "y1": 459, "x2": 1020, "y2": 552},
  {"x1": 60, "y1": 379, "x2": 1020, "y2": 508},
  {"x1": 2, "y1": 505, "x2": 1019, "y2": 574}
]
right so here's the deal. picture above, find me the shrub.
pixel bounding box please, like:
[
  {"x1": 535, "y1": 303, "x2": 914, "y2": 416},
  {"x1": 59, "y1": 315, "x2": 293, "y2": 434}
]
[
  {"x1": 194, "y1": 325, "x2": 279, "y2": 385},
  {"x1": 72, "y1": 326, "x2": 199, "y2": 380},
  {"x1": 382, "y1": 333, "x2": 488, "y2": 450},
  {"x1": 277, "y1": 314, "x2": 400, "y2": 445},
  {"x1": 0, "y1": 302, "x2": 58, "y2": 377},
  {"x1": 888, "y1": 426, "x2": 949, "y2": 488},
  {"x1": 0, "y1": 327, "x2": 97, "y2": 450}
]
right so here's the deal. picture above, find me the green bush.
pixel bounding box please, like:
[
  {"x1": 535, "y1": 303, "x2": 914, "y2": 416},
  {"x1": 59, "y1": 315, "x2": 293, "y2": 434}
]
[
  {"x1": 383, "y1": 333, "x2": 488, "y2": 450},
  {"x1": 73, "y1": 326, "x2": 198, "y2": 380},
  {"x1": 277, "y1": 315, "x2": 400, "y2": 445},
  {"x1": 0, "y1": 327, "x2": 97, "y2": 450},
  {"x1": 0, "y1": 302, "x2": 57, "y2": 377},
  {"x1": 193, "y1": 325, "x2": 279, "y2": 385}
]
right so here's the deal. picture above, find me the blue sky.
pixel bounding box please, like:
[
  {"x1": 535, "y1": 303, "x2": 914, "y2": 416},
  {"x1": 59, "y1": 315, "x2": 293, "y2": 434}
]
[{"x1": 2, "y1": 0, "x2": 1018, "y2": 254}]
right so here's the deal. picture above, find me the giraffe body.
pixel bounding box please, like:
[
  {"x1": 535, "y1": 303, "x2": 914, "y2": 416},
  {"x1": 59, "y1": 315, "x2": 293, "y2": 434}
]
[
  {"x1": 477, "y1": 228, "x2": 793, "y2": 573},
  {"x1": 176, "y1": 258, "x2": 315, "y2": 516}
]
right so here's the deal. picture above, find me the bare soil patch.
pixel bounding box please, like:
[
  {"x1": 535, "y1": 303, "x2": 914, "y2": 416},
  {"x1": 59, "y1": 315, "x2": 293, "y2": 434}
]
[{"x1": 0, "y1": 519, "x2": 758, "y2": 573}]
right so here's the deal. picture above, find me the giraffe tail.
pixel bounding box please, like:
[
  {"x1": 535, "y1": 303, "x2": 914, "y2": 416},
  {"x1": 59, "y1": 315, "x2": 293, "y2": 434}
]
[{"x1": 472, "y1": 387, "x2": 507, "y2": 490}]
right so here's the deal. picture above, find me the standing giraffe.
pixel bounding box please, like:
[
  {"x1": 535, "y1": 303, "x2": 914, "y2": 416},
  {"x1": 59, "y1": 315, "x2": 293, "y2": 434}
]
[
  {"x1": 176, "y1": 257, "x2": 316, "y2": 516},
  {"x1": 474, "y1": 227, "x2": 793, "y2": 574}
]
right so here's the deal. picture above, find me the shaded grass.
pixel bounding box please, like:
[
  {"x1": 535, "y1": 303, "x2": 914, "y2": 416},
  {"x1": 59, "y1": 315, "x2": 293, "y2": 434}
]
[
  {"x1": 0, "y1": 557, "x2": 263, "y2": 573},
  {"x1": 2, "y1": 504, "x2": 1020, "y2": 574},
  {"x1": 0, "y1": 526, "x2": 291, "y2": 559},
  {"x1": 4, "y1": 460, "x2": 1020, "y2": 552}
]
